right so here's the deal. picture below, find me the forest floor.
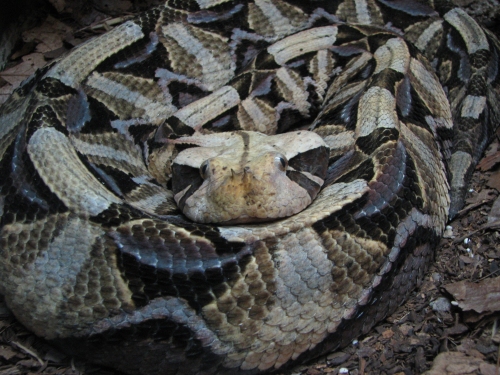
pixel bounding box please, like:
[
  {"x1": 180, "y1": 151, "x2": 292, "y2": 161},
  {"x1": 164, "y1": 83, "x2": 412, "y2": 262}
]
[{"x1": 0, "y1": 0, "x2": 499, "y2": 374}]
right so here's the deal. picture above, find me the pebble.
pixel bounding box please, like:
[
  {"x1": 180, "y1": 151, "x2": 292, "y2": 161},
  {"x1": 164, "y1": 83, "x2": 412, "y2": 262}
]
[{"x1": 430, "y1": 297, "x2": 451, "y2": 312}]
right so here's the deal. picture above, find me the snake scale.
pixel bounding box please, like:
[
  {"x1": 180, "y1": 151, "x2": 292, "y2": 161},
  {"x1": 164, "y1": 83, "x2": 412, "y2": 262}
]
[{"x1": 1, "y1": 0, "x2": 500, "y2": 373}]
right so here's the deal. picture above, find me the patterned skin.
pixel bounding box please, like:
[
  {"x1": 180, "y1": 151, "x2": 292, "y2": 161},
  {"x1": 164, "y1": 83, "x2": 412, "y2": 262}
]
[{"x1": 0, "y1": 0, "x2": 499, "y2": 374}]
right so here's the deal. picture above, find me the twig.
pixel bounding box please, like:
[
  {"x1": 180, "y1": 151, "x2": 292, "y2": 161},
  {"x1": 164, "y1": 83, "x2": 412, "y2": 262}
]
[{"x1": 453, "y1": 220, "x2": 500, "y2": 243}]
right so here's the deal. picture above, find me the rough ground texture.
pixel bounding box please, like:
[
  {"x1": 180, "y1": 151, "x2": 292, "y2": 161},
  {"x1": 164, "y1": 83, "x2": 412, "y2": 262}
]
[{"x1": 0, "y1": 0, "x2": 499, "y2": 374}]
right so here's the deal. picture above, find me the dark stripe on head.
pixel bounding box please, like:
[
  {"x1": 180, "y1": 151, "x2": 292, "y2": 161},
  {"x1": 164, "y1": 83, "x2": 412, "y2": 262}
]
[
  {"x1": 286, "y1": 170, "x2": 321, "y2": 199},
  {"x1": 289, "y1": 146, "x2": 329, "y2": 178},
  {"x1": 171, "y1": 163, "x2": 204, "y2": 211}
]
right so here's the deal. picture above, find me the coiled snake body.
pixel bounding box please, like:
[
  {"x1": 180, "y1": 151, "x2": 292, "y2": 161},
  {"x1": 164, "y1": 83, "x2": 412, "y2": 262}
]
[{"x1": 0, "y1": 0, "x2": 499, "y2": 374}]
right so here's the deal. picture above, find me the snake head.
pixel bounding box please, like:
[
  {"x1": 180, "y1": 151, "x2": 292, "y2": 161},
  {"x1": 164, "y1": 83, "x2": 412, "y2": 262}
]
[{"x1": 171, "y1": 131, "x2": 329, "y2": 224}]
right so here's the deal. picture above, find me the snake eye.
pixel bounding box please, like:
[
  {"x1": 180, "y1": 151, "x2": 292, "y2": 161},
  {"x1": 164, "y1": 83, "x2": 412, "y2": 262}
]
[
  {"x1": 200, "y1": 161, "x2": 209, "y2": 179},
  {"x1": 276, "y1": 155, "x2": 287, "y2": 171}
]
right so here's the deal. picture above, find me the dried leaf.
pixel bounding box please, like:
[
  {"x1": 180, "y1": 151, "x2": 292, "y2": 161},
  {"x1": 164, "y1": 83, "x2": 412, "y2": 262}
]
[
  {"x1": 382, "y1": 329, "x2": 394, "y2": 339},
  {"x1": 477, "y1": 150, "x2": 500, "y2": 171},
  {"x1": 0, "y1": 83, "x2": 14, "y2": 105},
  {"x1": 444, "y1": 323, "x2": 468, "y2": 336},
  {"x1": 22, "y1": 15, "x2": 72, "y2": 54},
  {"x1": 47, "y1": 0, "x2": 66, "y2": 13},
  {"x1": 485, "y1": 169, "x2": 500, "y2": 191},
  {"x1": 0, "y1": 53, "x2": 46, "y2": 88},
  {"x1": 465, "y1": 189, "x2": 496, "y2": 205},
  {"x1": 423, "y1": 352, "x2": 491, "y2": 375},
  {"x1": 444, "y1": 276, "x2": 500, "y2": 313},
  {"x1": 488, "y1": 196, "x2": 500, "y2": 223},
  {"x1": 97, "y1": 0, "x2": 133, "y2": 13},
  {"x1": 0, "y1": 346, "x2": 18, "y2": 361}
]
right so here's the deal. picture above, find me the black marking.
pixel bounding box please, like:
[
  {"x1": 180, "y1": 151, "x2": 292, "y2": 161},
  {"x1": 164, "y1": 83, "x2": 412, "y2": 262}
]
[
  {"x1": 54, "y1": 318, "x2": 211, "y2": 373},
  {"x1": 66, "y1": 89, "x2": 91, "y2": 133},
  {"x1": 165, "y1": 117, "x2": 196, "y2": 136},
  {"x1": 234, "y1": 40, "x2": 270, "y2": 73},
  {"x1": 166, "y1": 0, "x2": 201, "y2": 12},
  {"x1": 92, "y1": 163, "x2": 141, "y2": 196},
  {"x1": 320, "y1": 89, "x2": 363, "y2": 131},
  {"x1": 356, "y1": 128, "x2": 399, "y2": 155},
  {"x1": 366, "y1": 33, "x2": 401, "y2": 54},
  {"x1": 239, "y1": 131, "x2": 250, "y2": 165},
  {"x1": 26, "y1": 105, "x2": 67, "y2": 139},
  {"x1": 37, "y1": 77, "x2": 77, "y2": 98},
  {"x1": 445, "y1": 30, "x2": 472, "y2": 85},
  {"x1": 286, "y1": 170, "x2": 321, "y2": 198},
  {"x1": 395, "y1": 77, "x2": 434, "y2": 132},
  {"x1": 289, "y1": 146, "x2": 329, "y2": 178},
  {"x1": 168, "y1": 80, "x2": 206, "y2": 109},
  {"x1": 371, "y1": 69, "x2": 405, "y2": 95},
  {"x1": 188, "y1": 3, "x2": 244, "y2": 24},
  {"x1": 335, "y1": 25, "x2": 369, "y2": 46},
  {"x1": 467, "y1": 71, "x2": 487, "y2": 96},
  {"x1": 80, "y1": 96, "x2": 118, "y2": 134},
  {"x1": 332, "y1": 157, "x2": 375, "y2": 184},
  {"x1": 128, "y1": 123, "x2": 157, "y2": 144},
  {"x1": 171, "y1": 163, "x2": 204, "y2": 211},
  {"x1": 312, "y1": 194, "x2": 376, "y2": 241},
  {"x1": 229, "y1": 72, "x2": 253, "y2": 98},
  {"x1": 254, "y1": 51, "x2": 281, "y2": 70},
  {"x1": 113, "y1": 32, "x2": 160, "y2": 70},
  {"x1": 0, "y1": 136, "x2": 68, "y2": 226},
  {"x1": 15, "y1": 63, "x2": 54, "y2": 98},
  {"x1": 200, "y1": 106, "x2": 239, "y2": 133},
  {"x1": 90, "y1": 203, "x2": 144, "y2": 227},
  {"x1": 112, "y1": 222, "x2": 250, "y2": 310}
]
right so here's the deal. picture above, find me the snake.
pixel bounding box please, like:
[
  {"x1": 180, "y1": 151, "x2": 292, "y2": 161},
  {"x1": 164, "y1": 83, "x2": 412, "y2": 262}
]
[{"x1": 0, "y1": 0, "x2": 499, "y2": 374}]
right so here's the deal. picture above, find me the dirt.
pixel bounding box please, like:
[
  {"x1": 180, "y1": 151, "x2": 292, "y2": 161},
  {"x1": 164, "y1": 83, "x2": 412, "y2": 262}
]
[{"x1": 0, "y1": 1, "x2": 499, "y2": 374}]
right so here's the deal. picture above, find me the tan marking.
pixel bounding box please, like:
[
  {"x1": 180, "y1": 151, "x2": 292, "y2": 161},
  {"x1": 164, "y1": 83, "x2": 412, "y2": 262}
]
[
  {"x1": 357, "y1": 87, "x2": 398, "y2": 137},
  {"x1": 409, "y1": 58, "x2": 453, "y2": 121},
  {"x1": 0, "y1": 215, "x2": 127, "y2": 339},
  {"x1": 47, "y1": 21, "x2": 144, "y2": 87},
  {"x1": 85, "y1": 72, "x2": 176, "y2": 122},
  {"x1": 374, "y1": 38, "x2": 410, "y2": 74},
  {"x1": 354, "y1": 0, "x2": 371, "y2": 24},
  {"x1": 162, "y1": 23, "x2": 234, "y2": 91},
  {"x1": 28, "y1": 128, "x2": 121, "y2": 216},
  {"x1": 238, "y1": 97, "x2": 278, "y2": 134},
  {"x1": 444, "y1": 8, "x2": 489, "y2": 54},
  {"x1": 195, "y1": 0, "x2": 232, "y2": 8},
  {"x1": 275, "y1": 67, "x2": 310, "y2": 116},
  {"x1": 71, "y1": 133, "x2": 148, "y2": 177},
  {"x1": 268, "y1": 26, "x2": 338, "y2": 65},
  {"x1": 461, "y1": 95, "x2": 486, "y2": 119},
  {"x1": 174, "y1": 86, "x2": 240, "y2": 129},
  {"x1": 414, "y1": 20, "x2": 443, "y2": 51},
  {"x1": 249, "y1": 0, "x2": 307, "y2": 38},
  {"x1": 310, "y1": 49, "x2": 336, "y2": 98},
  {"x1": 125, "y1": 184, "x2": 175, "y2": 216},
  {"x1": 449, "y1": 150, "x2": 473, "y2": 191},
  {"x1": 400, "y1": 123, "x2": 450, "y2": 225}
]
